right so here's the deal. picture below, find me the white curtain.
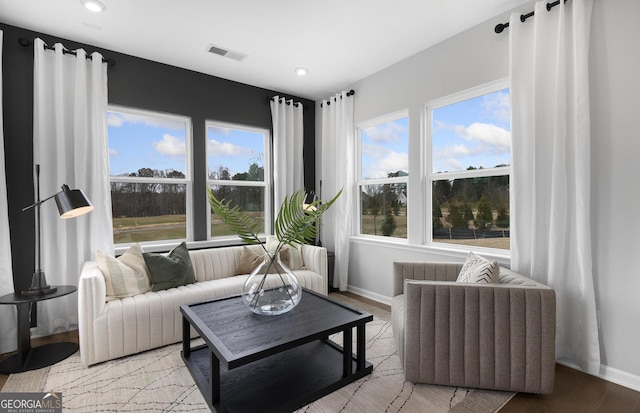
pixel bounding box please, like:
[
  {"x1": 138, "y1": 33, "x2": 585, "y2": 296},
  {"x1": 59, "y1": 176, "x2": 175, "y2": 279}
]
[
  {"x1": 270, "y1": 96, "x2": 304, "y2": 209},
  {"x1": 510, "y1": 0, "x2": 600, "y2": 374},
  {"x1": 320, "y1": 92, "x2": 354, "y2": 291},
  {"x1": 0, "y1": 30, "x2": 18, "y2": 354},
  {"x1": 32, "y1": 39, "x2": 113, "y2": 336}
]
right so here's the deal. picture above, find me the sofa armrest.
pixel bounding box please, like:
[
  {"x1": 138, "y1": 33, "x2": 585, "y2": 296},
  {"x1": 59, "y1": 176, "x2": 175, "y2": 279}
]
[
  {"x1": 78, "y1": 261, "x2": 107, "y2": 366},
  {"x1": 393, "y1": 262, "x2": 463, "y2": 296},
  {"x1": 300, "y1": 244, "x2": 328, "y2": 295},
  {"x1": 403, "y1": 280, "x2": 556, "y2": 394}
]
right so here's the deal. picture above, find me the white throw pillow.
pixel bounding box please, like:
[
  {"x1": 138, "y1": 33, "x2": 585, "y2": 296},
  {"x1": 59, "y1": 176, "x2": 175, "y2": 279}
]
[
  {"x1": 266, "y1": 235, "x2": 305, "y2": 270},
  {"x1": 96, "y1": 244, "x2": 152, "y2": 299},
  {"x1": 456, "y1": 252, "x2": 500, "y2": 284}
]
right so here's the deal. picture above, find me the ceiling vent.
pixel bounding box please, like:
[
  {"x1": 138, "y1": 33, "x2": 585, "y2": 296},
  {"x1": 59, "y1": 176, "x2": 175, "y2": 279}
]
[{"x1": 206, "y1": 44, "x2": 248, "y2": 62}]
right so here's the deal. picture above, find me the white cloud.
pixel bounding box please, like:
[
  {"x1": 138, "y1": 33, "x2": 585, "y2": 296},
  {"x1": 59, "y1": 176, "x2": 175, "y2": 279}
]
[
  {"x1": 153, "y1": 134, "x2": 185, "y2": 156},
  {"x1": 208, "y1": 139, "x2": 250, "y2": 157},
  {"x1": 446, "y1": 158, "x2": 464, "y2": 171},
  {"x1": 455, "y1": 122, "x2": 511, "y2": 154},
  {"x1": 362, "y1": 143, "x2": 408, "y2": 178},
  {"x1": 208, "y1": 126, "x2": 233, "y2": 136},
  {"x1": 482, "y1": 90, "x2": 511, "y2": 124},
  {"x1": 378, "y1": 151, "x2": 408, "y2": 174},
  {"x1": 109, "y1": 148, "x2": 120, "y2": 156},
  {"x1": 364, "y1": 122, "x2": 406, "y2": 143},
  {"x1": 107, "y1": 111, "x2": 185, "y2": 130}
]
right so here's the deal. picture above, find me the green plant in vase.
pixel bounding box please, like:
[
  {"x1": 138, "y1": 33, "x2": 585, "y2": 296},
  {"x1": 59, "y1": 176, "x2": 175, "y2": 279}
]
[{"x1": 208, "y1": 187, "x2": 341, "y2": 315}]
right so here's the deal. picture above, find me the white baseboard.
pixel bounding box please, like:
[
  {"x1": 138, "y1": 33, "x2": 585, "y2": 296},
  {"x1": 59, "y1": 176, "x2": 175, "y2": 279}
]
[
  {"x1": 346, "y1": 285, "x2": 392, "y2": 306},
  {"x1": 350, "y1": 285, "x2": 640, "y2": 393},
  {"x1": 598, "y1": 363, "x2": 640, "y2": 392},
  {"x1": 558, "y1": 359, "x2": 640, "y2": 392}
]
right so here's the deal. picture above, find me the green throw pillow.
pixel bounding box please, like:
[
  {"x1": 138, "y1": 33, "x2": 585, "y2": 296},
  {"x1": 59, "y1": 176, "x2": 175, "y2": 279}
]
[{"x1": 143, "y1": 242, "x2": 196, "y2": 291}]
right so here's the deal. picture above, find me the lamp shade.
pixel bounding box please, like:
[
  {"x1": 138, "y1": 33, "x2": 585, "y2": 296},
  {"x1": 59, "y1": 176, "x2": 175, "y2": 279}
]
[{"x1": 54, "y1": 184, "x2": 94, "y2": 218}]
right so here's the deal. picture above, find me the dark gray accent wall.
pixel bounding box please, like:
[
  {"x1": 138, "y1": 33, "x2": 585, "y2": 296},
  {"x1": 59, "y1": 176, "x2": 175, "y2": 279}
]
[{"x1": 1, "y1": 23, "x2": 316, "y2": 292}]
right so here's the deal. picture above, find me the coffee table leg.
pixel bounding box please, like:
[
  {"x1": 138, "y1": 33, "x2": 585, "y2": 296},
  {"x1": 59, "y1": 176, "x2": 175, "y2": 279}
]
[
  {"x1": 210, "y1": 351, "x2": 221, "y2": 405},
  {"x1": 182, "y1": 316, "x2": 190, "y2": 358},
  {"x1": 343, "y1": 327, "x2": 352, "y2": 377},
  {"x1": 356, "y1": 324, "x2": 366, "y2": 371}
]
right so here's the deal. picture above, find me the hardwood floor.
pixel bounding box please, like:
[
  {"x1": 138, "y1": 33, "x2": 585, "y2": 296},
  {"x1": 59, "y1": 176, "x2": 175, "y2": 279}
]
[
  {"x1": 2, "y1": 293, "x2": 639, "y2": 412},
  {"x1": 337, "y1": 291, "x2": 640, "y2": 412}
]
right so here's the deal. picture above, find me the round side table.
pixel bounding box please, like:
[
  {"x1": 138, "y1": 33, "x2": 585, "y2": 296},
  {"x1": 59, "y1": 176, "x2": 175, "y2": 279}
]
[{"x1": 0, "y1": 285, "x2": 78, "y2": 374}]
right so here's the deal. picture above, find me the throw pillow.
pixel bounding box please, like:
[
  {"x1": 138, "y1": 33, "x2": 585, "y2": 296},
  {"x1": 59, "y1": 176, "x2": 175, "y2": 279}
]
[
  {"x1": 96, "y1": 244, "x2": 151, "y2": 299},
  {"x1": 456, "y1": 252, "x2": 500, "y2": 284},
  {"x1": 143, "y1": 242, "x2": 196, "y2": 291},
  {"x1": 266, "y1": 235, "x2": 305, "y2": 270},
  {"x1": 236, "y1": 245, "x2": 290, "y2": 275}
]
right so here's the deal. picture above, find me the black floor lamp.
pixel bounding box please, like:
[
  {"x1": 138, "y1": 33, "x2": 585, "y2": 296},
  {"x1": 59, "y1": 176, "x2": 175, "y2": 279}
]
[{"x1": 21, "y1": 164, "x2": 94, "y2": 296}]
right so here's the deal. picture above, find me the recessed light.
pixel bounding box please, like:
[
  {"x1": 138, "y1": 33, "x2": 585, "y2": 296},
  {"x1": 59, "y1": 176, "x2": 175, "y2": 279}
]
[
  {"x1": 81, "y1": 0, "x2": 106, "y2": 13},
  {"x1": 295, "y1": 67, "x2": 308, "y2": 76}
]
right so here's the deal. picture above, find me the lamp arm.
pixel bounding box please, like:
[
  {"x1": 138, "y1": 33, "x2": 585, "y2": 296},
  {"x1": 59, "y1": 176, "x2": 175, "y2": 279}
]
[{"x1": 21, "y1": 192, "x2": 60, "y2": 212}]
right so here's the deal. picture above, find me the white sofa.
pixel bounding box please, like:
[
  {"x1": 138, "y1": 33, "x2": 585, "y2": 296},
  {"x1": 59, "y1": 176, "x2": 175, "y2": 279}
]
[{"x1": 78, "y1": 244, "x2": 328, "y2": 366}]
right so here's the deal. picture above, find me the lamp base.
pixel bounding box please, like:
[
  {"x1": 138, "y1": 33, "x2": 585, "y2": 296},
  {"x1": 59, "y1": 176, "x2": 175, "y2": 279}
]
[
  {"x1": 21, "y1": 286, "x2": 57, "y2": 296},
  {"x1": 20, "y1": 271, "x2": 57, "y2": 296}
]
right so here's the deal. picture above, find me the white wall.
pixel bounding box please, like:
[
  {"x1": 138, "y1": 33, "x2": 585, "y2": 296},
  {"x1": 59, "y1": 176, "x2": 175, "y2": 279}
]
[
  {"x1": 589, "y1": 0, "x2": 640, "y2": 389},
  {"x1": 319, "y1": 0, "x2": 640, "y2": 391}
]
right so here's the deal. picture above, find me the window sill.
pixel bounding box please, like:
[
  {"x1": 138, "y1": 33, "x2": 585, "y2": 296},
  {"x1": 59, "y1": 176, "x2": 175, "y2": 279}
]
[
  {"x1": 114, "y1": 236, "x2": 265, "y2": 256},
  {"x1": 349, "y1": 236, "x2": 511, "y2": 266}
]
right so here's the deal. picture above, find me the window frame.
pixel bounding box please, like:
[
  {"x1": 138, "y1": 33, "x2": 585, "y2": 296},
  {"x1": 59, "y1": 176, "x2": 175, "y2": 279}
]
[
  {"x1": 355, "y1": 110, "x2": 409, "y2": 241},
  {"x1": 205, "y1": 119, "x2": 272, "y2": 241},
  {"x1": 107, "y1": 104, "x2": 194, "y2": 248},
  {"x1": 424, "y1": 78, "x2": 511, "y2": 252}
]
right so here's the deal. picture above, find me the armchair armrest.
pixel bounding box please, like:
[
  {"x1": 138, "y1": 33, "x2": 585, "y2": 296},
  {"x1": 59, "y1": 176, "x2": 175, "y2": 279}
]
[
  {"x1": 78, "y1": 261, "x2": 107, "y2": 366},
  {"x1": 403, "y1": 280, "x2": 556, "y2": 394},
  {"x1": 393, "y1": 262, "x2": 463, "y2": 296},
  {"x1": 300, "y1": 244, "x2": 328, "y2": 295}
]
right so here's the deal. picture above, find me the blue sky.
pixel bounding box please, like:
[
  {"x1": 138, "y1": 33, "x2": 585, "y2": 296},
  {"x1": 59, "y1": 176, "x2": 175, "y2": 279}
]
[
  {"x1": 109, "y1": 89, "x2": 509, "y2": 180},
  {"x1": 206, "y1": 126, "x2": 264, "y2": 179},
  {"x1": 107, "y1": 111, "x2": 187, "y2": 176},
  {"x1": 107, "y1": 110, "x2": 264, "y2": 178},
  {"x1": 361, "y1": 117, "x2": 409, "y2": 179},
  {"x1": 432, "y1": 88, "x2": 510, "y2": 173},
  {"x1": 360, "y1": 88, "x2": 510, "y2": 179}
]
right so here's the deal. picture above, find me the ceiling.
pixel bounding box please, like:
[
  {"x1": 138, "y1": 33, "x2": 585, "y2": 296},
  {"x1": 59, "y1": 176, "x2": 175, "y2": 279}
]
[{"x1": 0, "y1": 0, "x2": 530, "y2": 100}]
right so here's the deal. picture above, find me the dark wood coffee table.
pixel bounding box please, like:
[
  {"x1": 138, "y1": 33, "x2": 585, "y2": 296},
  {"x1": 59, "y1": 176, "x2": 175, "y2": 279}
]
[{"x1": 180, "y1": 289, "x2": 373, "y2": 412}]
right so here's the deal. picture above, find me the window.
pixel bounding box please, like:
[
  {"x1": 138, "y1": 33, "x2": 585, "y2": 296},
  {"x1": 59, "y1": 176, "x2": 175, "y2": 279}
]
[
  {"x1": 428, "y1": 83, "x2": 510, "y2": 250},
  {"x1": 206, "y1": 121, "x2": 271, "y2": 239},
  {"x1": 107, "y1": 106, "x2": 192, "y2": 245},
  {"x1": 357, "y1": 113, "x2": 408, "y2": 239}
]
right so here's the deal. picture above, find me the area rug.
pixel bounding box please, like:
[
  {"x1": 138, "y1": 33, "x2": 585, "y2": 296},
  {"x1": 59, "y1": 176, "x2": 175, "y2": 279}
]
[{"x1": 2, "y1": 294, "x2": 515, "y2": 412}]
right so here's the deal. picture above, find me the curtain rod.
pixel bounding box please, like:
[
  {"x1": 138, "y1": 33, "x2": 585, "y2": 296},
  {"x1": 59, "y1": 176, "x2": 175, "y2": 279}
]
[
  {"x1": 268, "y1": 96, "x2": 308, "y2": 111},
  {"x1": 18, "y1": 37, "x2": 116, "y2": 67},
  {"x1": 320, "y1": 89, "x2": 355, "y2": 108},
  {"x1": 494, "y1": 0, "x2": 567, "y2": 33}
]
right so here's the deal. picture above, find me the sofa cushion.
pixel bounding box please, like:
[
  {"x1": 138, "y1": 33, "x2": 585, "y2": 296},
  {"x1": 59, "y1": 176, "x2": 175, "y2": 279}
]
[
  {"x1": 266, "y1": 235, "x2": 305, "y2": 270},
  {"x1": 456, "y1": 252, "x2": 499, "y2": 283},
  {"x1": 96, "y1": 244, "x2": 151, "y2": 300},
  {"x1": 236, "y1": 245, "x2": 290, "y2": 274},
  {"x1": 143, "y1": 242, "x2": 196, "y2": 291}
]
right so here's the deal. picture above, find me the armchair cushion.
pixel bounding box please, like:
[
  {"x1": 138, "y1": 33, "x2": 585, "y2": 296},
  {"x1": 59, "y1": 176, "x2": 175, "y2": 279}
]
[{"x1": 456, "y1": 252, "x2": 499, "y2": 283}]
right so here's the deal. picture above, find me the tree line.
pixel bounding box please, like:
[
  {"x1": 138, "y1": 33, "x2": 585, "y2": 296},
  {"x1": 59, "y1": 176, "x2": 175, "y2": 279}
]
[
  {"x1": 111, "y1": 164, "x2": 264, "y2": 218},
  {"x1": 433, "y1": 166, "x2": 510, "y2": 230}
]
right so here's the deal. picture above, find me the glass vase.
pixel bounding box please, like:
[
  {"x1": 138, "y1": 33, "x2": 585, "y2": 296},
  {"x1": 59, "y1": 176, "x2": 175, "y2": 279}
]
[{"x1": 241, "y1": 251, "x2": 302, "y2": 315}]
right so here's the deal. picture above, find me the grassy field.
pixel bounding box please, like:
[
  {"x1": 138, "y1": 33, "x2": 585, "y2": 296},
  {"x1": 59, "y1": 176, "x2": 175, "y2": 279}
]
[
  {"x1": 113, "y1": 214, "x2": 264, "y2": 243},
  {"x1": 360, "y1": 213, "x2": 408, "y2": 238},
  {"x1": 113, "y1": 215, "x2": 187, "y2": 243},
  {"x1": 114, "y1": 212, "x2": 508, "y2": 250},
  {"x1": 433, "y1": 238, "x2": 510, "y2": 250}
]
